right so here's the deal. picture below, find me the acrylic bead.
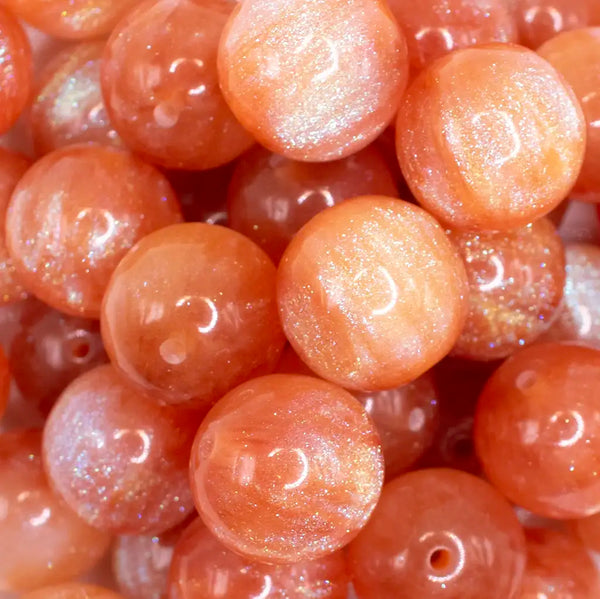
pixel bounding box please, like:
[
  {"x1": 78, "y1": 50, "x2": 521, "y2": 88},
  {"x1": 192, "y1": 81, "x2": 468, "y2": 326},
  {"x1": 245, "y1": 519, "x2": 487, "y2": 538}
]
[
  {"x1": 6, "y1": 144, "x2": 181, "y2": 319},
  {"x1": 23, "y1": 585, "x2": 126, "y2": 599},
  {"x1": 190, "y1": 374, "x2": 384, "y2": 563},
  {"x1": 277, "y1": 196, "x2": 468, "y2": 391},
  {"x1": 396, "y1": 44, "x2": 585, "y2": 231},
  {"x1": 43, "y1": 365, "x2": 202, "y2": 534},
  {"x1": 449, "y1": 218, "x2": 566, "y2": 360},
  {"x1": 218, "y1": 0, "x2": 409, "y2": 161},
  {"x1": 0, "y1": 430, "x2": 111, "y2": 591},
  {"x1": 227, "y1": 145, "x2": 398, "y2": 263},
  {"x1": 475, "y1": 342, "x2": 600, "y2": 518},
  {"x1": 101, "y1": 223, "x2": 284, "y2": 407},
  {"x1": 102, "y1": 0, "x2": 254, "y2": 170},
  {"x1": 347, "y1": 468, "x2": 526, "y2": 599}
]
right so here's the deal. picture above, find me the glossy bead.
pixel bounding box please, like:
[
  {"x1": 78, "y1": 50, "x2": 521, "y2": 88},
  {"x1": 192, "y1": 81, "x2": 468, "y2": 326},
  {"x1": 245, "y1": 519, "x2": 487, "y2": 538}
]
[
  {"x1": 520, "y1": 528, "x2": 598, "y2": 599},
  {"x1": 0, "y1": 8, "x2": 32, "y2": 135},
  {"x1": 475, "y1": 342, "x2": 600, "y2": 518},
  {"x1": 0, "y1": 430, "x2": 111, "y2": 592},
  {"x1": 397, "y1": 44, "x2": 585, "y2": 231},
  {"x1": 386, "y1": 0, "x2": 517, "y2": 72},
  {"x1": 449, "y1": 218, "x2": 566, "y2": 361},
  {"x1": 23, "y1": 584, "x2": 125, "y2": 599},
  {"x1": 30, "y1": 42, "x2": 121, "y2": 155},
  {"x1": 538, "y1": 28, "x2": 600, "y2": 202},
  {"x1": 227, "y1": 145, "x2": 398, "y2": 263},
  {"x1": 218, "y1": 0, "x2": 409, "y2": 161},
  {"x1": 169, "y1": 518, "x2": 349, "y2": 599},
  {"x1": 102, "y1": 0, "x2": 254, "y2": 170},
  {"x1": 347, "y1": 469, "x2": 526, "y2": 599},
  {"x1": 9, "y1": 298, "x2": 107, "y2": 416},
  {"x1": 43, "y1": 364, "x2": 201, "y2": 534},
  {"x1": 0, "y1": 148, "x2": 30, "y2": 305},
  {"x1": 277, "y1": 196, "x2": 468, "y2": 391},
  {"x1": 101, "y1": 223, "x2": 284, "y2": 407},
  {"x1": 190, "y1": 374, "x2": 384, "y2": 563},
  {"x1": 6, "y1": 144, "x2": 181, "y2": 319}
]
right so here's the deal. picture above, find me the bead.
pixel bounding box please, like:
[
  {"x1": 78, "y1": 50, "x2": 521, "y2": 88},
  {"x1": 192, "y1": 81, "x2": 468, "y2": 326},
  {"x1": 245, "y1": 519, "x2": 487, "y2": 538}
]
[
  {"x1": 30, "y1": 42, "x2": 121, "y2": 155},
  {"x1": 190, "y1": 374, "x2": 383, "y2": 563},
  {"x1": 6, "y1": 144, "x2": 181, "y2": 319},
  {"x1": 538, "y1": 28, "x2": 600, "y2": 202},
  {"x1": 227, "y1": 145, "x2": 398, "y2": 263},
  {"x1": 386, "y1": 0, "x2": 517, "y2": 72},
  {"x1": 101, "y1": 223, "x2": 284, "y2": 407},
  {"x1": 396, "y1": 44, "x2": 586, "y2": 231},
  {"x1": 43, "y1": 365, "x2": 202, "y2": 534},
  {"x1": 23, "y1": 584, "x2": 125, "y2": 599},
  {"x1": 0, "y1": 148, "x2": 31, "y2": 304},
  {"x1": 449, "y1": 218, "x2": 566, "y2": 361},
  {"x1": 347, "y1": 468, "x2": 526, "y2": 599},
  {"x1": 277, "y1": 196, "x2": 468, "y2": 391},
  {"x1": 102, "y1": 0, "x2": 254, "y2": 170},
  {"x1": 0, "y1": 430, "x2": 111, "y2": 591},
  {"x1": 9, "y1": 298, "x2": 107, "y2": 416},
  {"x1": 218, "y1": 0, "x2": 409, "y2": 161},
  {"x1": 474, "y1": 342, "x2": 600, "y2": 518},
  {"x1": 168, "y1": 518, "x2": 349, "y2": 599}
]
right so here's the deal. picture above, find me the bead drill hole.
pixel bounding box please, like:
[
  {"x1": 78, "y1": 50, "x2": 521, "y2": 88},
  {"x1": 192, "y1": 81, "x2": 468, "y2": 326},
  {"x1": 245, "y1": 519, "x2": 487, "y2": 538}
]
[
  {"x1": 70, "y1": 339, "x2": 91, "y2": 362},
  {"x1": 429, "y1": 547, "x2": 452, "y2": 571}
]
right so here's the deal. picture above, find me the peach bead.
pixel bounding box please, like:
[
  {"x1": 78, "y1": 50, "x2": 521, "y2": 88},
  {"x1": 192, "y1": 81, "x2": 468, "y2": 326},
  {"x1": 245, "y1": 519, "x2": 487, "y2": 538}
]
[
  {"x1": 102, "y1": 0, "x2": 254, "y2": 170},
  {"x1": 6, "y1": 144, "x2": 181, "y2": 319},
  {"x1": 218, "y1": 0, "x2": 408, "y2": 161},
  {"x1": 538, "y1": 28, "x2": 600, "y2": 202},
  {"x1": 169, "y1": 518, "x2": 349, "y2": 599},
  {"x1": 227, "y1": 145, "x2": 398, "y2": 263},
  {"x1": 277, "y1": 196, "x2": 468, "y2": 391},
  {"x1": 347, "y1": 469, "x2": 526, "y2": 599},
  {"x1": 30, "y1": 42, "x2": 121, "y2": 155},
  {"x1": 449, "y1": 218, "x2": 566, "y2": 360},
  {"x1": 396, "y1": 44, "x2": 585, "y2": 231},
  {"x1": 0, "y1": 148, "x2": 30, "y2": 304},
  {"x1": 475, "y1": 343, "x2": 600, "y2": 518},
  {"x1": 0, "y1": 430, "x2": 111, "y2": 592},
  {"x1": 101, "y1": 223, "x2": 285, "y2": 407},
  {"x1": 386, "y1": 0, "x2": 517, "y2": 72},
  {"x1": 23, "y1": 585, "x2": 125, "y2": 599},
  {"x1": 190, "y1": 374, "x2": 383, "y2": 564}
]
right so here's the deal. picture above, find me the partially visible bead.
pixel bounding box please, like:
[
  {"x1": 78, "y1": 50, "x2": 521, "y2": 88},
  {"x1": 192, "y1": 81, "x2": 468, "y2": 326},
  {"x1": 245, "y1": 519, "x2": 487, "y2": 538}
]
[{"x1": 23, "y1": 584, "x2": 125, "y2": 599}]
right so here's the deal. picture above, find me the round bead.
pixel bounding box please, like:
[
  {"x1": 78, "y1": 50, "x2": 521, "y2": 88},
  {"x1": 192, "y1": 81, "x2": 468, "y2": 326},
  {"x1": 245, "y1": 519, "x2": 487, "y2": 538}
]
[
  {"x1": 101, "y1": 223, "x2": 284, "y2": 407},
  {"x1": 277, "y1": 196, "x2": 468, "y2": 391},
  {"x1": 449, "y1": 218, "x2": 566, "y2": 360},
  {"x1": 218, "y1": 0, "x2": 409, "y2": 161},
  {"x1": 102, "y1": 0, "x2": 254, "y2": 170},
  {"x1": 43, "y1": 364, "x2": 202, "y2": 534},
  {"x1": 23, "y1": 585, "x2": 125, "y2": 599},
  {"x1": 168, "y1": 518, "x2": 349, "y2": 599},
  {"x1": 6, "y1": 144, "x2": 181, "y2": 319},
  {"x1": 474, "y1": 342, "x2": 600, "y2": 518},
  {"x1": 396, "y1": 44, "x2": 586, "y2": 231},
  {"x1": 190, "y1": 374, "x2": 384, "y2": 563},
  {"x1": 347, "y1": 468, "x2": 526, "y2": 599},
  {"x1": 30, "y1": 42, "x2": 121, "y2": 155},
  {"x1": 0, "y1": 430, "x2": 111, "y2": 591},
  {"x1": 227, "y1": 145, "x2": 398, "y2": 263}
]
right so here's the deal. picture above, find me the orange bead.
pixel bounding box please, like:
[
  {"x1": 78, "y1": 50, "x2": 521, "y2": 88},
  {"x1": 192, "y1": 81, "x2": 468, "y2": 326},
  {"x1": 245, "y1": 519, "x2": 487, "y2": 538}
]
[
  {"x1": 386, "y1": 0, "x2": 517, "y2": 72},
  {"x1": 190, "y1": 374, "x2": 383, "y2": 563},
  {"x1": 396, "y1": 44, "x2": 585, "y2": 231},
  {"x1": 449, "y1": 218, "x2": 566, "y2": 360},
  {"x1": 102, "y1": 0, "x2": 254, "y2": 170},
  {"x1": 101, "y1": 223, "x2": 285, "y2": 407},
  {"x1": 277, "y1": 196, "x2": 468, "y2": 391},
  {"x1": 6, "y1": 144, "x2": 181, "y2": 318},
  {"x1": 0, "y1": 430, "x2": 111, "y2": 592},
  {"x1": 227, "y1": 145, "x2": 398, "y2": 263},
  {"x1": 23, "y1": 585, "x2": 125, "y2": 599},
  {"x1": 218, "y1": 0, "x2": 409, "y2": 161},
  {"x1": 30, "y1": 42, "x2": 121, "y2": 155},
  {"x1": 538, "y1": 28, "x2": 600, "y2": 202},
  {"x1": 168, "y1": 518, "x2": 349, "y2": 599},
  {"x1": 475, "y1": 343, "x2": 600, "y2": 518}
]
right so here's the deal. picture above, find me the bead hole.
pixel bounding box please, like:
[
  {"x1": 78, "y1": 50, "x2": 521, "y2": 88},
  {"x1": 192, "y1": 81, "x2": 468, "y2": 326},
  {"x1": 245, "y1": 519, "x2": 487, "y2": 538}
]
[
  {"x1": 429, "y1": 547, "x2": 451, "y2": 571},
  {"x1": 452, "y1": 437, "x2": 473, "y2": 459},
  {"x1": 70, "y1": 340, "x2": 91, "y2": 361}
]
